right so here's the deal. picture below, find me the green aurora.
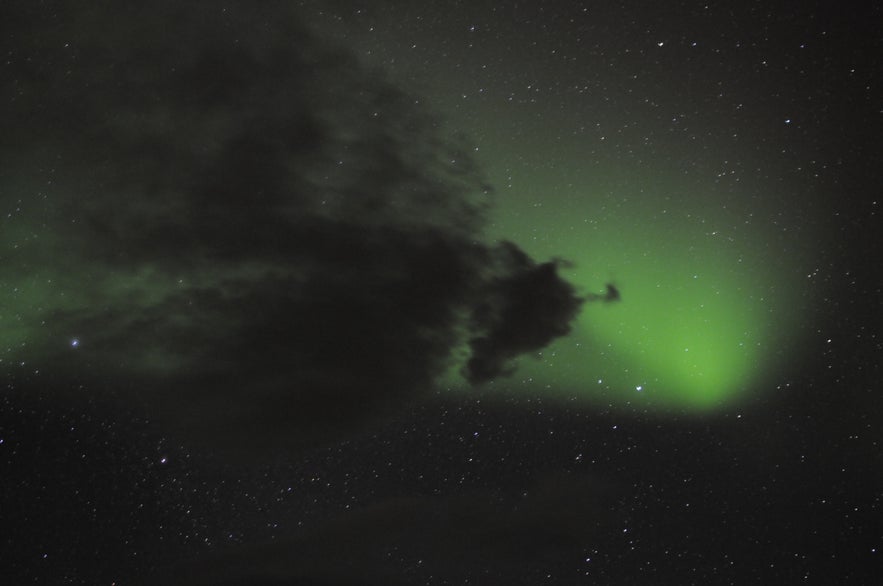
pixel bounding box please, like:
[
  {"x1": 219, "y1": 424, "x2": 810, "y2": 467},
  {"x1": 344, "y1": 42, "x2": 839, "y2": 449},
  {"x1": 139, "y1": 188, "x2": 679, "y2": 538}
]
[
  {"x1": 479, "y1": 163, "x2": 810, "y2": 411},
  {"x1": 374, "y1": 37, "x2": 818, "y2": 411},
  {"x1": 1, "y1": 7, "x2": 816, "y2": 415},
  {"x1": 2, "y1": 163, "x2": 810, "y2": 413}
]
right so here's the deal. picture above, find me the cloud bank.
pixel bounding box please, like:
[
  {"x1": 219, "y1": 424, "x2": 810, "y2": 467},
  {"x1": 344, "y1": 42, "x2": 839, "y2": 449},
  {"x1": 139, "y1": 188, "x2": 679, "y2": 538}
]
[{"x1": 1, "y1": 1, "x2": 582, "y2": 454}]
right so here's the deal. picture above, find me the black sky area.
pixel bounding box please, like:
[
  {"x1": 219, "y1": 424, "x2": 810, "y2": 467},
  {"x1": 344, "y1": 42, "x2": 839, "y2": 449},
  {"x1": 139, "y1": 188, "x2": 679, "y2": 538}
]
[{"x1": 2, "y1": 1, "x2": 881, "y2": 585}]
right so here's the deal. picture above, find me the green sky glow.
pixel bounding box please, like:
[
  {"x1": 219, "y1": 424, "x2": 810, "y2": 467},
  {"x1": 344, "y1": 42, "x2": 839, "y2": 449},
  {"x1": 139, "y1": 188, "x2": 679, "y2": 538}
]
[
  {"x1": 383, "y1": 43, "x2": 816, "y2": 411},
  {"x1": 1, "y1": 24, "x2": 815, "y2": 416},
  {"x1": 1, "y1": 145, "x2": 809, "y2": 415},
  {"x1": 478, "y1": 160, "x2": 808, "y2": 411}
]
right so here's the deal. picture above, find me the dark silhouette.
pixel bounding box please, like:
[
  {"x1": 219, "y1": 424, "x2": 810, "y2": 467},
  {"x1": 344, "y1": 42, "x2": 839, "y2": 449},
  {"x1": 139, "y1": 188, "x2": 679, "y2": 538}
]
[
  {"x1": 586, "y1": 283, "x2": 621, "y2": 302},
  {"x1": 605, "y1": 283, "x2": 621, "y2": 301}
]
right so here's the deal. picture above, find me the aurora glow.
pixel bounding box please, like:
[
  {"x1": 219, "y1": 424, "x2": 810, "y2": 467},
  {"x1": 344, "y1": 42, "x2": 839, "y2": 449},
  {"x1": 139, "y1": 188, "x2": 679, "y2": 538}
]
[
  {"x1": 1, "y1": 0, "x2": 818, "y2": 421},
  {"x1": 1, "y1": 138, "x2": 810, "y2": 416},
  {"x1": 481, "y1": 164, "x2": 808, "y2": 411}
]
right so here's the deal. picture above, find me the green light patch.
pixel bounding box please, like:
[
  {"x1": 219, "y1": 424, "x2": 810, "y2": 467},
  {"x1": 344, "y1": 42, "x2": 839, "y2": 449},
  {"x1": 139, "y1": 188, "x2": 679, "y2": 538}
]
[{"x1": 502, "y1": 191, "x2": 801, "y2": 411}]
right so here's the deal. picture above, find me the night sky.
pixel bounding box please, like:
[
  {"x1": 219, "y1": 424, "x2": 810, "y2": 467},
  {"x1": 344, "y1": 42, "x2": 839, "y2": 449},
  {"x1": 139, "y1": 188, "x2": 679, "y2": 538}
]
[{"x1": 2, "y1": 1, "x2": 881, "y2": 584}]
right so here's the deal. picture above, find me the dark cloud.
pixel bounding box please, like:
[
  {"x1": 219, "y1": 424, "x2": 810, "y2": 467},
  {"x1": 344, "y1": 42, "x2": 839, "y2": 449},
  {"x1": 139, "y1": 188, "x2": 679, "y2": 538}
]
[
  {"x1": 463, "y1": 242, "x2": 584, "y2": 384},
  {"x1": 1, "y1": 1, "x2": 582, "y2": 456}
]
